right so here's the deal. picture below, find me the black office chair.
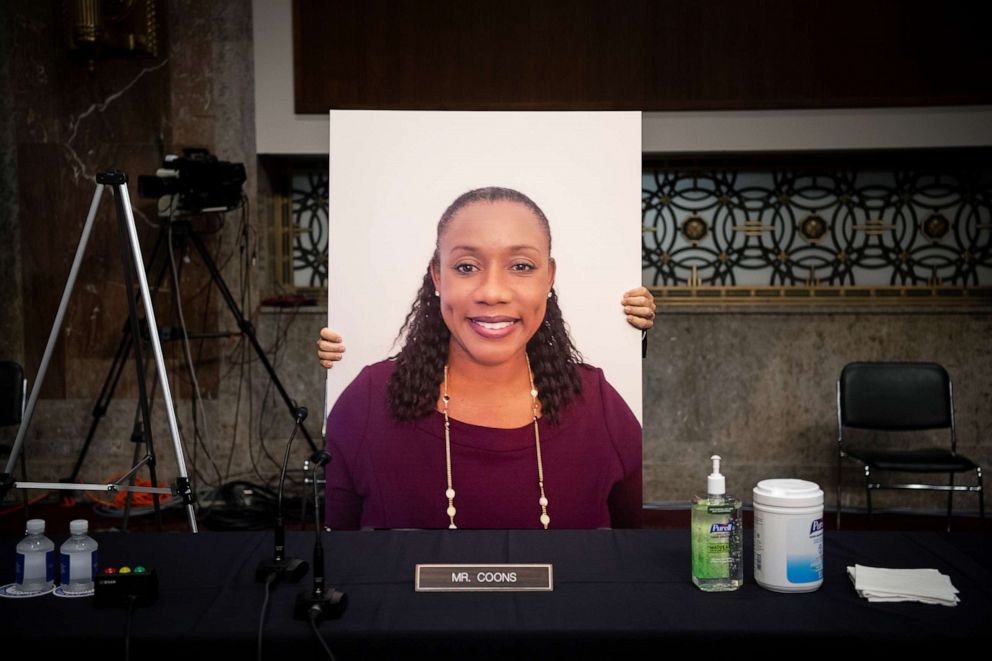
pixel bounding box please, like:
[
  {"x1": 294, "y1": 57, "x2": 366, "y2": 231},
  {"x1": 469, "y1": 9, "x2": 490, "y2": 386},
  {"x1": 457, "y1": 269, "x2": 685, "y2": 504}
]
[
  {"x1": 0, "y1": 361, "x2": 29, "y2": 512},
  {"x1": 0, "y1": 362, "x2": 26, "y2": 425},
  {"x1": 836, "y1": 362, "x2": 984, "y2": 531}
]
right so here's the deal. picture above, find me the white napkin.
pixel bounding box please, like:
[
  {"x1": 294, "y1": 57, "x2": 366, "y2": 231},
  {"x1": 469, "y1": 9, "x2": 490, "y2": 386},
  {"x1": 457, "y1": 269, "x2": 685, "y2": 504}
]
[{"x1": 847, "y1": 564, "x2": 960, "y2": 606}]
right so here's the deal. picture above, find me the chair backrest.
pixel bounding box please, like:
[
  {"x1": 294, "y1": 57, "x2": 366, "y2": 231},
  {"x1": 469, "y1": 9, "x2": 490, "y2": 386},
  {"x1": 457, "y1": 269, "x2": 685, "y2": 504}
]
[
  {"x1": 0, "y1": 361, "x2": 26, "y2": 427},
  {"x1": 839, "y1": 362, "x2": 952, "y2": 431}
]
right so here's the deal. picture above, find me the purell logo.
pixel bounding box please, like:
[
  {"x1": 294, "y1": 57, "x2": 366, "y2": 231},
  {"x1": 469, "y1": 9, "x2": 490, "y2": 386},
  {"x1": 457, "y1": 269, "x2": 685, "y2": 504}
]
[
  {"x1": 710, "y1": 522, "x2": 734, "y2": 533},
  {"x1": 810, "y1": 519, "x2": 824, "y2": 535}
]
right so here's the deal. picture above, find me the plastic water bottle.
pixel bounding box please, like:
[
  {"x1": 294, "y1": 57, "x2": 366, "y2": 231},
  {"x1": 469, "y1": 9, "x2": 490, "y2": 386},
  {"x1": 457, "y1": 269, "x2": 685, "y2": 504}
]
[
  {"x1": 15, "y1": 519, "x2": 55, "y2": 593},
  {"x1": 60, "y1": 519, "x2": 99, "y2": 593}
]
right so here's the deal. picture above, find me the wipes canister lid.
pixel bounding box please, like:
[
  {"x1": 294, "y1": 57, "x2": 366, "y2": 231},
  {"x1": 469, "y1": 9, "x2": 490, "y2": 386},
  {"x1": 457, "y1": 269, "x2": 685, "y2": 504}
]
[{"x1": 753, "y1": 479, "x2": 823, "y2": 508}]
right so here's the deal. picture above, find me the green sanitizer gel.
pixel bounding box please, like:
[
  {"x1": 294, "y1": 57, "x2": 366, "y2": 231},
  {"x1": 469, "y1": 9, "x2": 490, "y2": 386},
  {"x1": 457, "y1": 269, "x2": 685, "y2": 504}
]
[{"x1": 691, "y1": 455, "x2": 743, "y2": 591}]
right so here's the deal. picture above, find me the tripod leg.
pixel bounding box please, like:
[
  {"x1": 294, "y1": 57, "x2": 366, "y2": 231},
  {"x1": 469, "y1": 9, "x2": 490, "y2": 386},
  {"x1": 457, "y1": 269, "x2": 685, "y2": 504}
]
[
  {"x1": 66, "y1": 223, "x2": 174, "y2": 479},
  {"x1": 113, "y1": 186, "x2": 164, "y2": 530},
  {"x1": 187, "y1": 230, "x2": 318, "y2": 453},
  {"x1": 3, "y1": 186, "x2": 106, "y2": 480},
  {"x1": 121, "y1": 402, "x2": 145, "y2": 533},
  {"x1": 108, "y1": 173, "x2": 197, "y2": 532}
]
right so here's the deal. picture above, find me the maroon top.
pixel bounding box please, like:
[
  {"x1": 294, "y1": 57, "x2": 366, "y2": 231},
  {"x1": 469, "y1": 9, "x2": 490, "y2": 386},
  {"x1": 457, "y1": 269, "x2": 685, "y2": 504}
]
[{"x1": 324, "y1": 360, "x2": 642, "y2": 529}]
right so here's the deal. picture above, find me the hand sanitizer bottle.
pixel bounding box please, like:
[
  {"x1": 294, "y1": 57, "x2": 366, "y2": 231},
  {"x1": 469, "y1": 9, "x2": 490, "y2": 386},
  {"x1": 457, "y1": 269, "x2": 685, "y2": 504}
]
[{"x1": 691, "y1": 455, "x2": 743, "y2": 591}]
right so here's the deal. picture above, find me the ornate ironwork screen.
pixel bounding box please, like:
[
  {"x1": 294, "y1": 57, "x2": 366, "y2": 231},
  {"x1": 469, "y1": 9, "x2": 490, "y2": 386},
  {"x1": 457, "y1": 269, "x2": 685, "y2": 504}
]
[
  {"x1": 289, "y1": 172, "x2": 329, "y2": 288},
  {"x1": 643, "y1": 160, "x2": 991, "y2": 303},
  {"x1": 280, "y1": 157, "x2": 992, "y2": 304}
]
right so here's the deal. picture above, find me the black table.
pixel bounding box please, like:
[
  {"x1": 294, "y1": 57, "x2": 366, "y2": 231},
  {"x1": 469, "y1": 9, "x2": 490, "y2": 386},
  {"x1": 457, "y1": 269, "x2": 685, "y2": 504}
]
[{"x1": 2, "y1": 530, "x2": 989, "y2": 657}]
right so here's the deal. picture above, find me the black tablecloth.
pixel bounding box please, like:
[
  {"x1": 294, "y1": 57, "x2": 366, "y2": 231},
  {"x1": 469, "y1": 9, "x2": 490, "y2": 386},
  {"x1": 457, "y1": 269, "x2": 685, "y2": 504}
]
[{"x1": 2, "y1": 530, "x2": 989, "y2": 658}]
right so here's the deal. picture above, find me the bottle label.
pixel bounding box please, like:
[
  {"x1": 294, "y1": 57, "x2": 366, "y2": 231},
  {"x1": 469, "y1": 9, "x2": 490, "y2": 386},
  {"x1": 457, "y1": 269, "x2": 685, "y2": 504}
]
[
  {"x1": 61, "y1": 549, "x2": 98, "y2": 583},
  {"x1": 754, "y1": 511, "x2": 764, "y2": 574},
  {"x1": 785, "y1": 516, "x2": 824, "y2": 583},
  {"x1": 14, "y1": 549, "x2": 54, "y2": 587},
  {"x1": 693, "y1": 529, "x2": 731, "y2": 579},
  {"x1": 692, "y1": 512, "x2": 733, "y2": 579}
]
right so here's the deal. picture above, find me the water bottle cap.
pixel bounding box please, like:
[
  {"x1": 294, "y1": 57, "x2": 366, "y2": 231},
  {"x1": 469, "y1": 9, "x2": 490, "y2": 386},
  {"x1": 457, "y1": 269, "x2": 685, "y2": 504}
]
[
  {"x1": 69, "y1": 519, "x2": 89, "y2": 535},
  {"x1": 26, "y1": 519, "x2": 45, "y2": 534}
]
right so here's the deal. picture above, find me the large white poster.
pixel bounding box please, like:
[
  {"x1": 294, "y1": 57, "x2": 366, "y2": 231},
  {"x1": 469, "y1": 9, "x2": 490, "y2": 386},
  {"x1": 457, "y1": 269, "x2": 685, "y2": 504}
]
[{"x1": 325, "y1": 111, "x2": 642, "y2": 424}]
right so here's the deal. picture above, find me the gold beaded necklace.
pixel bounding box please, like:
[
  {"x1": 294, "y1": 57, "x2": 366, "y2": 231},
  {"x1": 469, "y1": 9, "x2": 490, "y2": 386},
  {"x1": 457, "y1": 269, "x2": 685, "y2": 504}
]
[{"x1": 441, "y1": 354, "x2": 551, "y2": 529}]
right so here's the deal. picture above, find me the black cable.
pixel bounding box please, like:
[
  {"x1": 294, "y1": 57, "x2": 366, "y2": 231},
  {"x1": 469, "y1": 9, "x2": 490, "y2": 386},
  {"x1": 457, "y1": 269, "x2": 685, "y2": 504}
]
[
  {"x1": 243, "y1": 343, "x2": 270, "y2": 486},
  {"x1": 124, "y1": 594, "x2": 137, "y2": 661},
  {"x1": 230, "y1": 296, "x2": 306, "y2": 487},
  {"x1": 309, "y1": 611, "x2": 338, "y2": 661},
  {"x1": 168, "y1": 227, "x2": 223, "y2": 488},
  {"x1": 257, "y1": 572, "x2": 276, "y2": 661},
  {"x1": 257, "y1": 308, "x2": 302, "y2": 480},
  {"x1": 193, "y1": 210, "x2": 237, "y2": 486},
  {"x1": 312, "y1": 463, "x2": 322, "y2": 541},
  {"x1": 201, "y1": 480, "x2": 309, "y2": 531},
  {"x1": 222, "y1": 207, "x2": 251, "y2": 483},
  {"x1": 245, "y1": 336, "x2": 272, "y2": 486},
  {"x1": 210, "y1": 192, "x2": 296, "y2": 489},
  {"x1": 235, "y1": 208, "x2": 276, "y2": 488},
  {"x1": 194, "y1": 217, "x2": 226, "y2": 367},
  {"x1": 224, "y1": 337, "x2": 248, "y2": 482},
  {"x1": 179, "y1": 207, "x2": 235, "y2": 490}
]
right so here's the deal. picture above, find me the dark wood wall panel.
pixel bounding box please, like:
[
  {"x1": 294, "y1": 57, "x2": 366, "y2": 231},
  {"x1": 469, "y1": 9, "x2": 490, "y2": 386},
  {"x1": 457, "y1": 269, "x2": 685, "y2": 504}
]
[{"x1": 293, "y1": 0, "x2": 992, "y2": 112}]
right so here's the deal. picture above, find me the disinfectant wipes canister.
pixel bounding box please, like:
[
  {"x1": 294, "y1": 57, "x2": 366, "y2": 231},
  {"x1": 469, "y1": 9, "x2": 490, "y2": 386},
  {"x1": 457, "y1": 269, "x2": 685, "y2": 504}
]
[{"x1": 752, "y1": 479, "x2": 824, "y2": 592}]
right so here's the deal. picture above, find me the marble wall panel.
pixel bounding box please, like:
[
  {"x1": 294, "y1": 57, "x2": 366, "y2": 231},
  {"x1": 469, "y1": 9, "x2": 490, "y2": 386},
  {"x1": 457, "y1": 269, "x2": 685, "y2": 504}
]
[
  {"x1": 643, "y1": 307, "x2": 991, "y2": 514},
  {"x1": 168, "y1": 39, "x2": 215, "y2": 149},
  {"x1": 18, "y1": 143, "x2": 71, "y2": 398},
  {"x1": 8, "y1": 5, "x2": 60, "y2": 146}
]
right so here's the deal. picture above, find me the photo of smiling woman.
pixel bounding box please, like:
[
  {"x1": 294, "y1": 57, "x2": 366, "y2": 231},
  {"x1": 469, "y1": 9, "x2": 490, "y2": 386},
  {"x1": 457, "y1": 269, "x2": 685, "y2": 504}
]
[{"x1": 325, "y1": 187, "x2": 642, "y2": 530}]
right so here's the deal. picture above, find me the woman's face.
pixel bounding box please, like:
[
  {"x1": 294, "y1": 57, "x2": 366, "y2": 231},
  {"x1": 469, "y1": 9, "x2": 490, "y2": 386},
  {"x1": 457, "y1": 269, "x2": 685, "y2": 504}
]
[{"x1": 431, "y1": 199, "x2": 556, "y2": 369}]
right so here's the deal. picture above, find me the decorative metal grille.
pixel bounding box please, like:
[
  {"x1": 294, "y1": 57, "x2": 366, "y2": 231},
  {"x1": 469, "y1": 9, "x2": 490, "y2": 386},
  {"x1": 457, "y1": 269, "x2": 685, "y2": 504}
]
[
  {"x1": 290, "y1": 172, "x2": 329, "y2": 288},
  {"x1": 642, "y1": 169, "x2": 992, "y2": 289},
  {"x1": 281, "y1": 162, "x2": 992, "y2": 299}
]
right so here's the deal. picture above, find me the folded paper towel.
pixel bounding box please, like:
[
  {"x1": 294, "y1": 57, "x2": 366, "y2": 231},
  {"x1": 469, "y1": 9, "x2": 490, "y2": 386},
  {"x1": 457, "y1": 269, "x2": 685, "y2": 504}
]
[{"x1": 847, "y1": 564, "x2": 959, "y2": 606}]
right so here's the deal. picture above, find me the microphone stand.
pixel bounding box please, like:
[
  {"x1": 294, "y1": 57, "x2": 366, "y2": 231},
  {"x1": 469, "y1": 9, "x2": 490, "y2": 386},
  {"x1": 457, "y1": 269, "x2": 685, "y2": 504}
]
[
  {"x1": 255, "y1": 406, "x2": 309, "y2": 583},
  {"x1": 295, "y1": 450, "x2": 346, "y2": 621}
]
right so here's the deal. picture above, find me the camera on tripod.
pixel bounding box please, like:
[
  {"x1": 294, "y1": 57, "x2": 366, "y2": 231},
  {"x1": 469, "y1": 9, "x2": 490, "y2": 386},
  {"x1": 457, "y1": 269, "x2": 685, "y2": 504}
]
[{"x1": 138, "y1": 148, "x2": 246, "y2": 215}]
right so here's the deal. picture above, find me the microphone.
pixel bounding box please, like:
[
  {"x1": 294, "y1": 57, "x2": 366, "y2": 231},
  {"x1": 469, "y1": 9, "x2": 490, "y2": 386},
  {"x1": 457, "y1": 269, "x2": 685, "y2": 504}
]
[
  {"x1": 309, "y1": 450, "x2": 332, "y2": 469},
  {"x1": 294, "y1": 448, "x2": 346, "y2": 621},
  {"x1": 255, "y1": 405, "x2": 309, "y2": 583}
]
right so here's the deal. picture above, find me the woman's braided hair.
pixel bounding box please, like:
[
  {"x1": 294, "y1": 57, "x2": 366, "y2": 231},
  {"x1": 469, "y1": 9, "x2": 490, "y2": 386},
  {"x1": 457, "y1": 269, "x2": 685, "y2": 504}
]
[{"x1": 388, "y1": 187, "x2": 582, "y2": 425}]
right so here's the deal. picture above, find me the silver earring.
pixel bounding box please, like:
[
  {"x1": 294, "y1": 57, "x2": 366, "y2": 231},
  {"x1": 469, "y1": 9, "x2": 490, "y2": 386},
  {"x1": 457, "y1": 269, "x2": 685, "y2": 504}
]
[
  {"x1": 547, "y1": 291, "x2": 552, "y2": 298},
  {"x1": 435, "y1": 290, "x2": 440, "y2": 297}
]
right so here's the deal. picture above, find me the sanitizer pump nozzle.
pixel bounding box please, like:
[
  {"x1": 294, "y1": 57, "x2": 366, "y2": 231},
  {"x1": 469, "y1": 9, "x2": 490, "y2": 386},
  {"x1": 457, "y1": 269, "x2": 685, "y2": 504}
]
[{"x1": 707, "y1": 455, "x2": 725, "y2": 497}]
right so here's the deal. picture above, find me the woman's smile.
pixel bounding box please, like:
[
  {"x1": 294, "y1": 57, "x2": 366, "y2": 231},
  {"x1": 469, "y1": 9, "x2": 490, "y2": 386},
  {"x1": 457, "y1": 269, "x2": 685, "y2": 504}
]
[{"x1": 468, "y1": 316, "x2": 520, "y2": 339}]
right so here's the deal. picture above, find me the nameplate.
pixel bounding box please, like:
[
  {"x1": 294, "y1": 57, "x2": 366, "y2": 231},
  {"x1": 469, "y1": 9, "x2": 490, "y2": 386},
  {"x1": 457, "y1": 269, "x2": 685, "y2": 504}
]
[{"x1": 415, "y1": 564, "x2": 554, "y2": 592}]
